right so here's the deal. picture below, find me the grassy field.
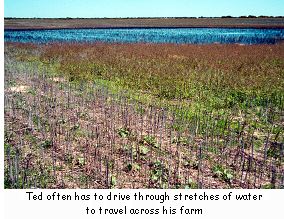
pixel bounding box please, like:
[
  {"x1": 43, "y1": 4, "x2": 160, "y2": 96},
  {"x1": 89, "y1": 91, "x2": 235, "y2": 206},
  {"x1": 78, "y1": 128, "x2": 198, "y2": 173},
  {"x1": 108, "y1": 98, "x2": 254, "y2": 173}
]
[
  {"x1": 4, "y1": 42, "x2": 284, "y2": 189},
  {"x1": 5, "y1": 17, "x2": 284, "y2": 29}
]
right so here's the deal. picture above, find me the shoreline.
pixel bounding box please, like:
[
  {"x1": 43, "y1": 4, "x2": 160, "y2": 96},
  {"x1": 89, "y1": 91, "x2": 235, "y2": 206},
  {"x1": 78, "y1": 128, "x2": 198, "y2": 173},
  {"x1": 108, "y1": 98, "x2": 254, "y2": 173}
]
[
  {"x1": 5, "y1": 26, "x2": 284, "y2": 31},
  {"x1": 5, "y1": 18, "x2": 284, "y2": 30}
]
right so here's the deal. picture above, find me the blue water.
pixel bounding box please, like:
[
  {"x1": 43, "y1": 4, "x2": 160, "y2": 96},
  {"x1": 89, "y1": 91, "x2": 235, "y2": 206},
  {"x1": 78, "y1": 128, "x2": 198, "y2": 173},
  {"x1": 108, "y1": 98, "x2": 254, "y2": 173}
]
[{"x1": 4, "y1": 28, "x2": 284, "y2": 44}]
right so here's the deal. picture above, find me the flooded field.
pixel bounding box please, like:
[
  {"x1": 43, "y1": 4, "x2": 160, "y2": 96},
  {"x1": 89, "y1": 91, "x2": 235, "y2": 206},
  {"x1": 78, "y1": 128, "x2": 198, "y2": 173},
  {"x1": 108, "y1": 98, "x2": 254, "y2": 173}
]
[{"x1": 5, "y1": 27, "x2": 284, "y2": 44}]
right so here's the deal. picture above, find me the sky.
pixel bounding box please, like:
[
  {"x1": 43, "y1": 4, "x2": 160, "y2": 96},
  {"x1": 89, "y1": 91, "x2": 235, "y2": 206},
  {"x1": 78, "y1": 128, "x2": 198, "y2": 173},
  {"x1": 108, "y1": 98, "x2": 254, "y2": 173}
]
[{"x1": 4, "y1": 0, "x2": 284, "y2": 18}]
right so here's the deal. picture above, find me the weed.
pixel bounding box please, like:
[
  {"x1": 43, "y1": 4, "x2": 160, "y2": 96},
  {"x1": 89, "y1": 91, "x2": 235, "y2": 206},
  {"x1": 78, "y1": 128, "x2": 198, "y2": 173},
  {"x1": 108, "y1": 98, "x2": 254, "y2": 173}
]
[
  {"x1": 77, "y1": 157, "x2": 85, "y2": 166},
  {"x1": 184, "y1": 178, "x2": 198, "y2": 189},
  {"x1": 172, "y1": 136, "x2": 190, "y2": 145},
  {"x1": 142, "y1": 135, "x2": 159, "y2": 148},
  {"x1": 110, "y1": 175, "x2": 117, "y2": 188},
  {"x1": 139, "y1": 145, "x2": 150, "y2": 156},
  {"x1": 212, "y1": 165, "x2": 234, "y2": 183},
  {"x1": 40, "y1": 140, "x2": 52, "y2": 149},
  {"x1": 117, "y1": 127, "x2": 130, "y2": 138}
]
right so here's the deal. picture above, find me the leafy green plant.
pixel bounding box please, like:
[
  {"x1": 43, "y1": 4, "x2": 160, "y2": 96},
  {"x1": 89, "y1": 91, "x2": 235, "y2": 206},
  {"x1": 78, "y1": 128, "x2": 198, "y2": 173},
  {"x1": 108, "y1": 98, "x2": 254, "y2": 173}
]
[
  {"x1": 110, "y1": 175, "x2": 117, "y2": 189},
  {"x1": 149, "y1": 160, "x2": 168, "y2": 184},
  {"x1": 126, "y1": 163, "x2": 141, "y2": 172},
  {"x1": 184, "y1": 178, "x2": 198, "y2": 189},
  {"x1": 57, "y1": 118, "x2": 66, "y2": 124},
  {"x1": 78, "y1": 111, "x2": 89, "y2": 120},
  {"x1": 267, "y1": 142, "x2": 282, "y2": 160},
  {"x1": 28, "y1": 88, "x2": 36, "y2": 96},
  {"x1": 172, "y1": 136, "x2": 189, "y2": 145},
  {"x1": 140, "y1": 145, "x2": 150, "y2": 156},
  {"x1": 71, "y1": 123, "x2": 80, "y2": 131},
  {"x1": 183, "y1": 159, "x2": 198, "y2": 170},
  {"x1": 142, "y1": 135, "x2": 159, "y2": 148},
  {"x1": 79, "y1": 174, "x2": 88, "y2": 184},
  {"x1": 40, "y1": 140, "x2": 52, "y2": 149},
  {"x1": 172, "y1": 122, "x2": 186, "y2": 132},
  {"x1": 261, "y1": 183, "x2": 275, "y2": 189},
  {"x1": 77, "y1": 157, "x2": 85, "y2": 166},
  {"x1": 64, "y1": 153, "x2": 74, "y2": 164},
  {"x1": 117, "y1": 127, "x2": 130, "y2": 138},
  {"x1": 213, "y1": 165, "x2": 233, "y2": 183}
]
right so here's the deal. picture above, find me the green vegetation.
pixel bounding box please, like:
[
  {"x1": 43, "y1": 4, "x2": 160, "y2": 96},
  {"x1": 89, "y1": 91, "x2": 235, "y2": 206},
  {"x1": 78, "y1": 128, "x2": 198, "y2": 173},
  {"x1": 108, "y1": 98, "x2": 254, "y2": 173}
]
[
  {"x1": 117, "y1": 127, "x2": 130, "y2": 138},
  {"x1": 4, "y1": 42, "x2": 284, "y2": 189},
  {"x1": 212, "y1": 165, "x2": 234, "y2": 183}
]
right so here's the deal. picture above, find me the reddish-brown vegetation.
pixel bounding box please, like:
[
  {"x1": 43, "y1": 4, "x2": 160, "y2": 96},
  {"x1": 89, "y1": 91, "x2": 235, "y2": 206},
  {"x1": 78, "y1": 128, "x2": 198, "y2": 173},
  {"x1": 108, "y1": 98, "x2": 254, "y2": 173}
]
[
  {"x1": 4, "y1": 42, "x2": 284, "y2": 189},
  {"x1": 5, "y1": 17, "x2": 284, "y2": 30}
]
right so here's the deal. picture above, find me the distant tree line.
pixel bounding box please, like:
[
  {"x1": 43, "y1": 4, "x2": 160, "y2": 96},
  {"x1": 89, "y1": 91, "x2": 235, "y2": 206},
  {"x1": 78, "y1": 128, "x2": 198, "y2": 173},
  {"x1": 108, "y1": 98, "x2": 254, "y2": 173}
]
[{"x1": 4, "y1": 16, "x2": 284, "y2": 19}]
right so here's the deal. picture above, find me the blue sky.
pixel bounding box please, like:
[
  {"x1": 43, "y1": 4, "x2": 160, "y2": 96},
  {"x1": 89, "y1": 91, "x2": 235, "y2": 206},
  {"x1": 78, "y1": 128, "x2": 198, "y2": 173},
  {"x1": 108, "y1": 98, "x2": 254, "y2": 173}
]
[{"x1": 4, "y1": 0, "x2": 284, "y2": 18}]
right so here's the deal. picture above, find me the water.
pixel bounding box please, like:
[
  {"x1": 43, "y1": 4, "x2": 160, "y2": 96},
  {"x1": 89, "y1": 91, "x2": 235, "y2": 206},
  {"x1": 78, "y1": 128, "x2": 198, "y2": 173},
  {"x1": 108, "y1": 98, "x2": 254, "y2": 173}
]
[{"x1": 4, "y1": 28, "x2": 284, "y2": 44}]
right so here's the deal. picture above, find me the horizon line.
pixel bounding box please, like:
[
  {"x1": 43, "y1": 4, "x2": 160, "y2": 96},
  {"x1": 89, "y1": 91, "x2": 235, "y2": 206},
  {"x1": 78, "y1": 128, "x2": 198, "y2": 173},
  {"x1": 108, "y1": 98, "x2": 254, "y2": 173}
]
[{"x1": 4, "y1": 15, "x2": 284, "y2": 19}]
